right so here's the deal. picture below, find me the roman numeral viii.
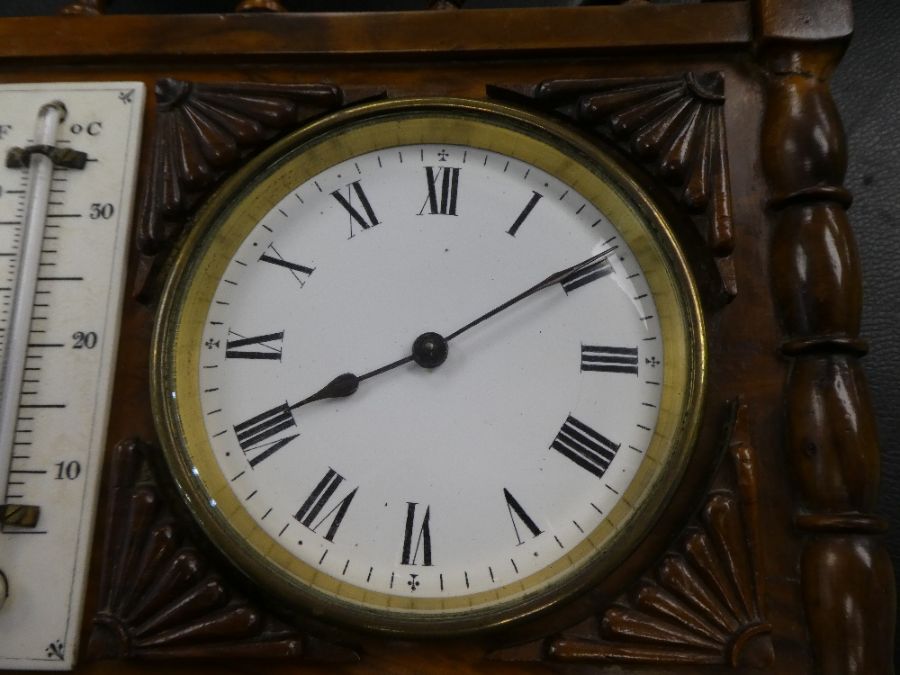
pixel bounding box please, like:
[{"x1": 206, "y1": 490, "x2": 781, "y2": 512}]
[
  {"x1": 225, "y1": 329, "x2": 284, "y2": 360},
  {"x1": 401, "y1": 502, "x2": 432, "y2": 566},
  {"x1": 419, "y1": 166, "x2": 460, "y2": 216},
  {"x1": 581, "y1": 345, "x2": 638, "y2": 375},
  {"x1": 551, "y1": 415, "x2": 620, "y2": 479},
  {"x1": 331, "y1": 180, "x2": 380, "y2": 237},
  {"x1": 233, "y1": 402, "x2": 298, "y2": 467},
  {"x1": 295, "y1": 468, "x2": 358, "y2": 542},
  {"x1": 503, "y1": 488, "x2": 543, "y2": 546}
]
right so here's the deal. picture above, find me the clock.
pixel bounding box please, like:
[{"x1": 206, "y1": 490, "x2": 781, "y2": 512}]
[{"x1": 151, "y1": 98, "x2": 705, "y2": 634}]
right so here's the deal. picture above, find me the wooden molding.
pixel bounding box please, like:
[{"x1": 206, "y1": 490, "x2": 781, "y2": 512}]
[
  {"x1": 758, "y1": 14, "x2": 896, "y2": 673},
  {"x1": 87, "y1": 439, "x2": 359, "y2": 662}
]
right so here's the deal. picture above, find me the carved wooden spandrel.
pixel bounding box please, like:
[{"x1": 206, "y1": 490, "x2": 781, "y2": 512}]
[
  {"x1": 550, "y1": 403, "x2": 773, "y2": 670},
  {"x1": 133, "y1": 78, "x2": 384, "y2": 301},
  {"x1": 490, "y1": 72, "x2": 737, "y2": 299},
  {"x1": 87, "y1": 438, "x2": 359, "y2": 663}
]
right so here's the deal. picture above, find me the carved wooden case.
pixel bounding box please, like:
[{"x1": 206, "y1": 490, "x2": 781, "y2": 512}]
[{"x1": 0, "y1": 2, "x2": 892, "y2": 674}]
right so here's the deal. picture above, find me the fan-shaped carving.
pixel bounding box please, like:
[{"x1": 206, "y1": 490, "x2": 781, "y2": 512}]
[
  {"x1": 87, "y1": 439, "x2": 358, "y2": 662},
  {"x1": 547, "y1": 403, "x2": 773, "y2": 668},
  {"x1": 491, "y1": 72, "x2": 736, "y2": 297},
  {"x1": 134, "y1": 78, "x2": 383, "y2": 299}
]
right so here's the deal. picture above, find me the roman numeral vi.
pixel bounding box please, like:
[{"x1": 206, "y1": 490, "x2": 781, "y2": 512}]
[{"x1": 401, "y1": 502, "x2": 433, "y2": 566}]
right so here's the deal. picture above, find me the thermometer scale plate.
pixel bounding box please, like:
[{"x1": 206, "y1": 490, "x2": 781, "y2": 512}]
[{"x1": 0, "y1": 82, "x2": 144, "y2": 670}]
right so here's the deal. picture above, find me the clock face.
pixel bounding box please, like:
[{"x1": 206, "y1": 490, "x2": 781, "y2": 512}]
[{"x1": 153, "y1": 99, "x2": 705, "y2": 634}]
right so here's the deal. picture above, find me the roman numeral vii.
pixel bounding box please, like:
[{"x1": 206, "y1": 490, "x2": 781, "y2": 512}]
[{"x1": 295, "y1": 468, "x2": 358, "y2": 542}]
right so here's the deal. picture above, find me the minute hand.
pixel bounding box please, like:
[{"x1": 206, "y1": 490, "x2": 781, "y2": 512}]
[
  {"x1": 444, "y1": 246, "x2": 616, "y2": 342},
  {"x1": 288, "y1": 247, "x2": 616, "y2": 412}
]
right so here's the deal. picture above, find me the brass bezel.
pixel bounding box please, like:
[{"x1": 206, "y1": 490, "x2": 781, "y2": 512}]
[{"x1": 151, "y1": 97, "x2": 707, "y2": 636}]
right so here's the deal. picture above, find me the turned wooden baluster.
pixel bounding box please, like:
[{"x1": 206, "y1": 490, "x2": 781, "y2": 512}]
[{"x1": 757, "y1": 3, "x2": 895, "y2": 673}]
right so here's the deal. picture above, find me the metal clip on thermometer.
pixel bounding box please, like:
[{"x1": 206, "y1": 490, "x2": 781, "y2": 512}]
[{"x1": 0, "y1": 83, "x2": 144, "y2": 670}]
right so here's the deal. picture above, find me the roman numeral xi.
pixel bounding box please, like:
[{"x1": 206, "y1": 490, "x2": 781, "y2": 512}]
[{"x1": 332, "y1": 180, "x2": 380, "y2": 236}]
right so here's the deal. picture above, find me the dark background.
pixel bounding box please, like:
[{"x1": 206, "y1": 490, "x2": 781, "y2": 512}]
[{"x1": 1, "y1": 0, "x2": 897, "y2": 658}]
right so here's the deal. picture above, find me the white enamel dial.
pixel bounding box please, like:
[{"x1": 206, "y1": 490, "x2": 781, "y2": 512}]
[{"x1": 155, "y1": 101, "x2": 703, "y2": 632}]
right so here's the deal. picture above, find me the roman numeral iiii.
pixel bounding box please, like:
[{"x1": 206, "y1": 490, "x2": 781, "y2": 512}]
[{"x1": 551, "y1": 415, "x2": 620, "y2": 479}]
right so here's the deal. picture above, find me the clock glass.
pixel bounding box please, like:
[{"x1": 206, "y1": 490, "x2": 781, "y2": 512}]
[{"x1": 153, "y1": 99, "x2": 705, "y2": 634}]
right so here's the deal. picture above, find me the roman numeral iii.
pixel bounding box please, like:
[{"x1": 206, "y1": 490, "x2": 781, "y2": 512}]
[
  {"x1": 503, "y1": 488, "x2": 543, "y2": 546},
  {"x1": 551, "y1": 415, "x2": 620, "y2": 479},
  {"x1": 225, "y1": 329, "x2": 284, "y2": 360},
  {"x1": 419, "y1": 166, "x2": 460, "y2": 216},
  {"x1": 332, "y1": 180, "x2": 380, "y2": 236},
  {"x1": 401, "y1": 502, "x2": 433, "y2": 566},
  {"x1": 295, "y1": 468, "x2": 358, "y2": 542},
  {"x1": 233, "y1": 402, "x2": 298, "y2": 467},
  {"x1": 581, "y1": 345, "x2": 638, "y2": 375}
]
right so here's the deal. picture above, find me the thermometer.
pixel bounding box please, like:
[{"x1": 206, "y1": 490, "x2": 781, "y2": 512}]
[{"x1": 0, "y1": 82, "x2": 144, "y2": 670}]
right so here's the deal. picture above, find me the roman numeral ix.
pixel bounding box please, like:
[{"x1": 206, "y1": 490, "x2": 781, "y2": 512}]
[
  {"x1": 295, "y1": 468, "x2": 358, "y2": 542},
  {"x1": 233, "y1": 402, "x2": 298, "y2": 467},
  {"x1": 551, "y1": 415, "x2": 620, "y2": 479},
  {"x1": 419, "y1": 166, "x2": 460, "y2": 216},
  {"x1": 225, "y1": 329, "x2": 284, "y2": 360},
  {"x1": 581, "y1": 345, "x2": 639, "y2": 375},
  {"x1": 332, "y1": 180, "x2": 380, "y2": 236},
  {"x1": 401, "y1": 502, "x2": 433, "y2": 566}
]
